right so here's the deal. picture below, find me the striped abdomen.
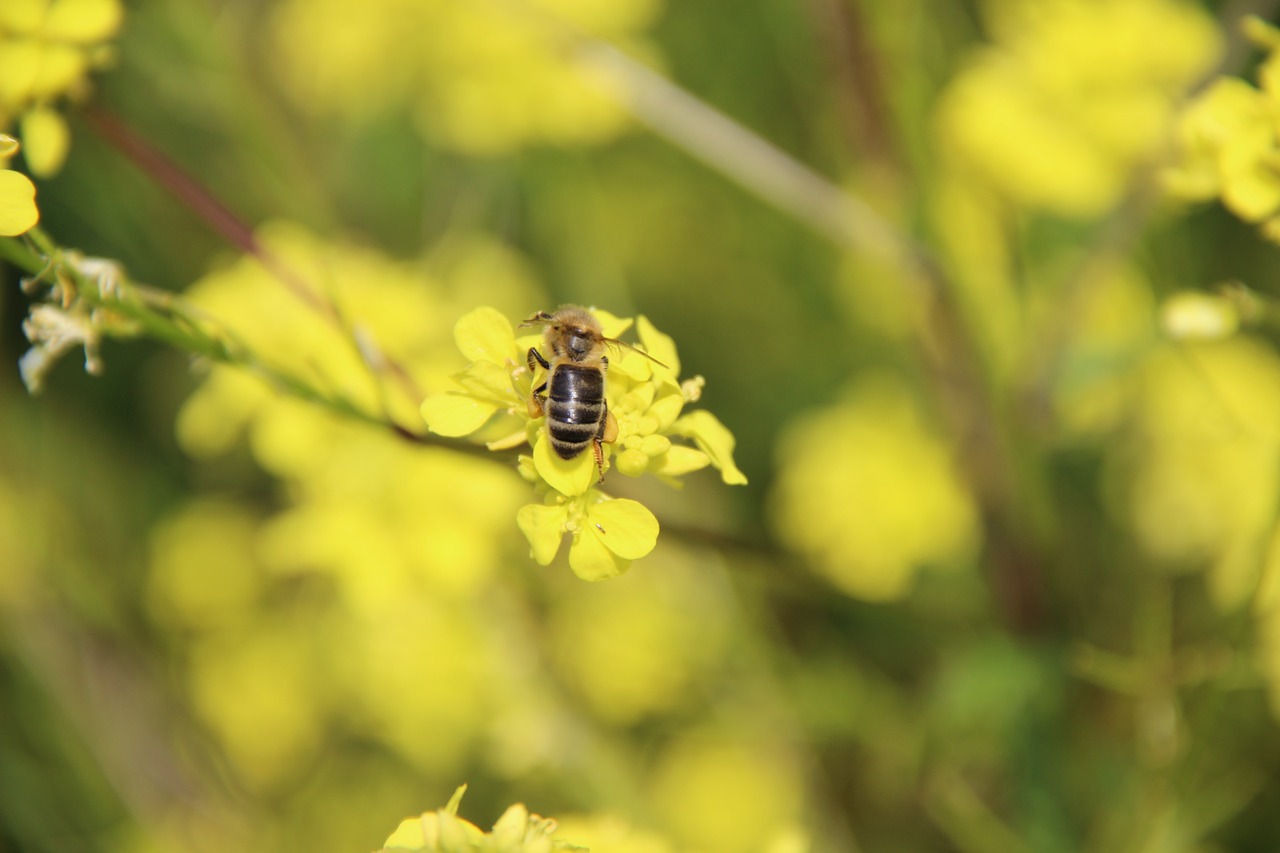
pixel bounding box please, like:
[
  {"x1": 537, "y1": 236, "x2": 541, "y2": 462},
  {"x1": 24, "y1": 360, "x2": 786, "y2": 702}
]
[{"x1": 546, "y1": 364, "x2": 606, "y2": 459}]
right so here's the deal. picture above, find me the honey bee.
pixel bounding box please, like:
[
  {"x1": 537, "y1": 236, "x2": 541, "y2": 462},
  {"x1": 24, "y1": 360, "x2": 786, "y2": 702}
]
[{"x1": 521, "y1": 305, "x2": 663, "y2": 483}]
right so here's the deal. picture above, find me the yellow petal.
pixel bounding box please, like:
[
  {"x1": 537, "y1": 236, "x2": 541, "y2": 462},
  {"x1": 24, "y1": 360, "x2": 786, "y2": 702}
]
[
  {"x1": 19, "y1": 106, "x2": 69, "y2": 177},
  {"x1": 586, "y1": 498, "x2": 659, "y2": 560},
  {"x1": 637, "y1": 314, "x2": 680, "y2": 376},
  {"x1": 42, "y1": 0, "x2": 124, "y2": 43},
  {"x1": 568, "y1": 527, "x2": 629, "y2": 580},
  {"x1": 0, "y1": 0, "x2": 46, "y2": 35},
  {"x1": 0, "y1": 169, "x2": 38, "y2": 236},
  {"x1": 0, "y1": 40, "x2": 41, "y2": 107},
  {"x1": 0, "y1": 134, "x2": 19, "y2": 158},
  {"x1": 652, "y1": 445, "x2": 709, "y2": 477},
  {"x1": 455, "y1": 305, "x2": 515, "y2": 364},
  {"x1": 646, "y1": 383, "x2": 686, "y2": 430},
  {"x1": 532, "y1": 431, "x2": 597, "y2": 496},
  {"x1": 669, "y1": 410, "x2": 748, "y2": 485},
  {"x1": 29, "y1": 43, "x2": 87, "y2": 99},
  {"x1": 516, "y1": 502, "x2": 569, "y2": 565},
  {"x1": 452, "y1": 360, "x2": 516, "y2": 405},
  {"x1": 420, "y1": 393, "x2": 498, "y2": 437},
  {"x1": 382, "y1": 817, "x2": 427, "y2": 850}
]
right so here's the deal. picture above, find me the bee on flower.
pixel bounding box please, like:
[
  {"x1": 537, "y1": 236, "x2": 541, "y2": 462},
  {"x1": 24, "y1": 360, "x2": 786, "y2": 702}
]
[{"x1": 420, "y1": 305, "x2": 746, "y2": 580}]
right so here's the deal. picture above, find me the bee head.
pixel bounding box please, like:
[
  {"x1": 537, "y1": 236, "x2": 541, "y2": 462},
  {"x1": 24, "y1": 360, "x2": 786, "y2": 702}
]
[{"x1": 562, "y1": 325, "x2": 599, "y2": 361}]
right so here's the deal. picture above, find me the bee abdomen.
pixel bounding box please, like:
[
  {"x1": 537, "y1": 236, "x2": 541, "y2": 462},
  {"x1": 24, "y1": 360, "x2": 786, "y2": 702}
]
[{"x1": 547, "y1": 365, "x2": 605, "y2": 459}]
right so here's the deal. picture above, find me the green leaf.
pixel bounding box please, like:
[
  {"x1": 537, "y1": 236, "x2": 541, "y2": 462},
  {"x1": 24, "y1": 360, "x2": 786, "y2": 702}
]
[
  {"x1": 421, "y1": 393, "x2": 498, "y2": 437},
  {"x1": 670, "y1": 410, "x2": 748, "y2": 485},
  {"x1": 586, "y1": 498, "x2": 659, "y2": 560},
  {"x1": 455, "y1": 306, "x2": 515, "y2": 364}
]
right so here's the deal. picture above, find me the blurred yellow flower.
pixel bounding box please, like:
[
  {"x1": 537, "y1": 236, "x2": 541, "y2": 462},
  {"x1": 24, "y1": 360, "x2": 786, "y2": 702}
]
[
  {"x1": 546, "y1": 548, "x2": 729, "y2": 723},
  {"x1": 772, "y1": 376, "x2": 979, "y2": 601},
  {"x1": 268, "y1": 0, "x2": 658, "y2": 153},
  {"x1": 936, "y1": 0, "x2": 1219, "y2": 217},
  {"x1": 147, "y1": 499, "x2": 262, "y2": 632},
  {"x1": 0, "y1": 0, "x2": 121, "y2": 174},
  {"x1": 1107, "y1": 339, "x2": 1280, "y2": 608},
  {"x1": 647, "y1": 731, "x2": 804, "y2": 853},
  {"x1": 1166, "y1": 18, "x2": 1280, "y2": 237},
  {"x1": 168, "y1": 225, "x2": 557, "y2": 785}
]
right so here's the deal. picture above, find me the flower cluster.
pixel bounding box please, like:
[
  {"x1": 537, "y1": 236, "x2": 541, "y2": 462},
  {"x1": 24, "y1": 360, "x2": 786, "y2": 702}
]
[
  {"x1": 934, "y1": 0, "x2": 1219, "y2": 217},
  {"x1": 0, "y1": 0, "x2": 122, "y2": 176},
  {"x1": 421, "y1": 306, "x2": 745, "y2": 580},
  {"x1": 17, "y1": 252, "x2": 131, "y2": 393},
  {"x1": 380, "y1": 786, "x2": 580, "y2": 853},
  {"x1": 1165, "y1": 17, "x2": 1280, "y2": 239},
  {"x1": 267, "y1": 0, "x2": 658, "y2": 154}
]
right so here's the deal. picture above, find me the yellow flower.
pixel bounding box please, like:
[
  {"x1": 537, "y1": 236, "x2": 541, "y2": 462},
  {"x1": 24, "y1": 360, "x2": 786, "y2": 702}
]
[
  {"x1": 936, "y1": 0, "x2": 1219, "y2": 217},
  {"x1": 0, "y1": 0, "x2": 123, "y2": 175},
  {"x1": 420, "y1": 305, "x2": 746, "y2": 579},
  {"x1": 1106, "y1": 338, "x2": 1280, "y2": 609},
  {"x1": 771, "y1": 375, "x2": 980, "y2": 601},
  {"x1": 1165, "y1": 19, "x2": 1280, "y2": 235},
  {"x1": 381, "y1": 786, "x2": 580, "y2": 853},
  {"x1": 267, "y1": 0, "x2": 656, "y2": 153}
]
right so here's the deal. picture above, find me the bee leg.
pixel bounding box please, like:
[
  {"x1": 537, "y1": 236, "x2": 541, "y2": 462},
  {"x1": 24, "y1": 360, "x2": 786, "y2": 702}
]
[
  {"x1": 591, "y1": 407, "x2": 619, "y2": 484},
  {"x1": 527, "y1": 348, "x2": 552, "y2": 371},
  {"x1": 527, "y1": 382, "x2": 546, "y2": 419},
  {"x1": 526, "y1": 348, "x2": 551, "y2": 418}
]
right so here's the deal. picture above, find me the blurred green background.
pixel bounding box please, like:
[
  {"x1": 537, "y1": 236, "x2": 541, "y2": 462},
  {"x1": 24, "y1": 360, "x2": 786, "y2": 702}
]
[{"x1": 6, "y1": 0, "x2": 1280, "y2": 850}]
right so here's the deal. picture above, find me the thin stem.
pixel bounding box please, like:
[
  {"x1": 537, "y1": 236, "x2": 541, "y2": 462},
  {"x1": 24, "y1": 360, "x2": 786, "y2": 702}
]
[
  {"x1": 6, "y1": 230, "x2": 497, "y2": 460},
  {"x1": 577, "y1": 39, "x2": 911, "y2": 265}
]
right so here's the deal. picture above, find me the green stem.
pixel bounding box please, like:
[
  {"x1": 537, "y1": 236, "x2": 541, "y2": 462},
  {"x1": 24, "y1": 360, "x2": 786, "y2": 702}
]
[{"x1": 5, "y1": 230, "x2": 494, "y2": 459}]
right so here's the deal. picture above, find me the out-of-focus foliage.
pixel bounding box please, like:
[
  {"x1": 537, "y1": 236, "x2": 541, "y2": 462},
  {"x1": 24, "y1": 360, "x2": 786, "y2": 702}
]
[{"x1": 12, "y1": 0, "x2": 1280, "y2": 851}]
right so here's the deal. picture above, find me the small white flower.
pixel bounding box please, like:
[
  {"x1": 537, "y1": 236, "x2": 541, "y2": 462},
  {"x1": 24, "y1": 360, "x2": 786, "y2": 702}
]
[{"x1": 20, "y1": 304, "x2": 103, "y2": 394}]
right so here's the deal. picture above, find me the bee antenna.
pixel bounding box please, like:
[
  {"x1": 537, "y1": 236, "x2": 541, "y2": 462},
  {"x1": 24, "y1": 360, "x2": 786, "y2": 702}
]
[
  {"x1": 519, "y1": 310, "x2": 555, "y2": 329},
  {"x1": 605, "y1": 337, "x2": 668, "y2": 369}
]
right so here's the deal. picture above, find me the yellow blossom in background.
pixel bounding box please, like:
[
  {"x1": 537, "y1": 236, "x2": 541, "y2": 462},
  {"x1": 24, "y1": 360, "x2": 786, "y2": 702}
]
[
  {"x1": 935, "y1": 0, "x2": 1219, "y2": 217},
  {"x1": 421, "y1": 305, "x2": 745, "y2": 580},
  {"x1": 647, "y1": 731, "x2": 805, "y2": 853},
  {"x1": 1106, "y1": 339, "x2": 1280, "y2": 609},
  {"x1": 268, "y1": 0, "x2": 660, "y2": 154},
  {"x1": 0, "y1": 0, "x2": 122, "y2": 175},
  {"x1": 157, "y1": 224, "x2": 554, "y2": 791},
  {"x1": 1165, "y1": 18, "x2": 1280, "y2": 238},
  {"x1": 771, "y1": 376, "x2": 980, "y2": 601},
  {"x1": 546, "y1": 546, "x2": 729, "y2": 724}
]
